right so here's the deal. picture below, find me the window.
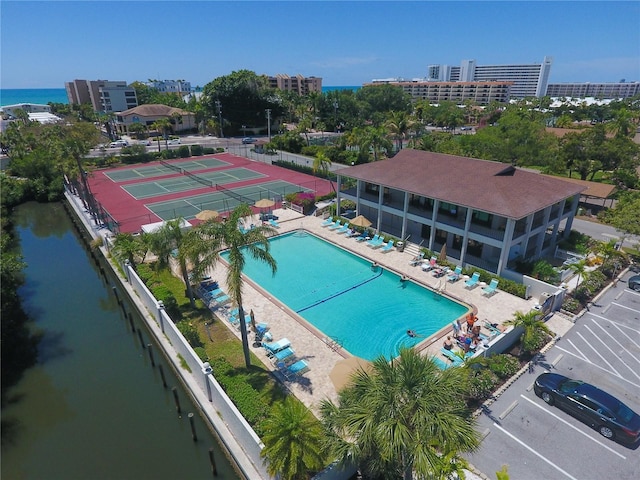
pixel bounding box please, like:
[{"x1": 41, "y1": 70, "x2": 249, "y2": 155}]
[{"x1": 472, "y1": 210, "x2": 492, "y2": 227}]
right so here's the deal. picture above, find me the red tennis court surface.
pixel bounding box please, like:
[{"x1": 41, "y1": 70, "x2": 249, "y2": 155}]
[{"x1": 88, "y1": 152, "x2": 334, "y2": 233}]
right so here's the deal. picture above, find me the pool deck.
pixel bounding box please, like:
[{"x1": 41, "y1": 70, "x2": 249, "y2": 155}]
[{"x1": 207, "y1": 208, "x2": 544, "y2": 413}]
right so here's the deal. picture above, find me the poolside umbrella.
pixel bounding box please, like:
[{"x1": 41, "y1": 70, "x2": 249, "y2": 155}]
[
  {"x1": 350, "y1": 215, "x2": 372, "y2": 228},
  {"x1": 196, "y1": 209, "x2": 219, "y2": 221},
  {"x1": 254, "y1": 198, "x2": 275, "y2": 209},
  {"x1": 250, "y1": 309, "x2": 256, "y2": 331},
  {"x1": 439, "y1": 244, "x2": 447, "y2": 263},
  {"x1": 330, "y1": 356, "x2": 372, "y2": 391}
]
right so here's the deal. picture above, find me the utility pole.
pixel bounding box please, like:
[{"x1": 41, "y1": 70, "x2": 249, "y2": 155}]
[
  {"x1": 215, "y1": 100, "x2": 224, "y2": 138},
  {"x1": 265, "y1": 109, "x2": 272, "y2": 140}
]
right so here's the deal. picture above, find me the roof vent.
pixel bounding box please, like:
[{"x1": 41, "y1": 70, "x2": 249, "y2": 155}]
[{"x1": 495, "y1": 165, "x2": 516, "y2": 176}]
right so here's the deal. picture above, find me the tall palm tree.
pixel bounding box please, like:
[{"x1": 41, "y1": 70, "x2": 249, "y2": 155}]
[
  {"x1": 151, "y1": 118, "x2": 172, "y2": 151},
  {"x1": 320, "y1": 347, "x2": 479, "y2": 480},
  {"x1": 385, "y1": 110, "x2": 415, "y2": 152},
  {"x1": 183, "y1": 204, "x2": 276, "y2": 367},
  {"x1": 148, "y1": 217, "x2": 196, "y2": 308},
  {"x1": 260, "y1": 396, "x2": 327, "y2": 480},
  {"x1": 505, "y1": 310, "x2": 553, "y2": 355},
  {"x1": 312, "y1": 151, "x2": 332, "y2": 178},
  {"x1": 569, "y1": 259, "x2": 589, "y2": 287}
]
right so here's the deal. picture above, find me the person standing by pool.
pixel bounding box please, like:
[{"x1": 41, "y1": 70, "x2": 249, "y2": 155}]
[{"x1": 466, "y1": 313, "x2": 476, "y2": 333}]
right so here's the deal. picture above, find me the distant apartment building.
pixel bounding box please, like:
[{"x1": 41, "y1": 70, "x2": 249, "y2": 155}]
[
  {"x1": 366, "y1": 80, "x2": 513, "y2": 105},
  {"x1": 65, "y1": 79, "x2": 138, "y2": 113},
  {"x1": 426, "y1": 57, "x2": 553, "y2": 98},
  {"x1": 267, "y1": 74, "x2": 322, "y2": 95},
  {"x1": 546, "y1": 81, "x2": 640, "y2": 99},
  {"x1": 145, "y1": 80, "x2": 192, "y2": 95}
]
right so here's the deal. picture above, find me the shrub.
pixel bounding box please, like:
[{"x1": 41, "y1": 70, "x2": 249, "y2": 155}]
[
  {"x1": 531, "y1": 260, "x2": 560, "y2": 284},
  {"x1": 190, "y1": 144, "x2": 203, "y2": 156},
  {"x1": 193, "y1": 346, "x2": 209, "y2": 362},
  {"x1": 468, "y1": 369, "x2": 498, "y2": 401},
  {"x1": 486, "y1": 354, "x2": 520, "y2": 379},
  {"x1": 562, "y1": 296, "x2": 582, "y2": 313},
  {"x1": 176, "y1": 320, "x2": 202, "y2": 348},
  {"x1": 177, "y1": 145, "x2": 191, "y2": 158}
]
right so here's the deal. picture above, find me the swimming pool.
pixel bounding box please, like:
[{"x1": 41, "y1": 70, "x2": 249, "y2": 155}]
[{"x1": 222, "y1": 231, "x2": 469, "y2": 361}]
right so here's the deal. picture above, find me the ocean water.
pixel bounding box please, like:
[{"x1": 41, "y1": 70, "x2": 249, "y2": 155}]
[{"x1": 1, "y1": 88, "x2": 68, "y2": 106}]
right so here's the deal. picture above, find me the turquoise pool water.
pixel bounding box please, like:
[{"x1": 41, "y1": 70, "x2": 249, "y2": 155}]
[{"x1": 223, "y1": 231, "x2": 469, "y2": 361}]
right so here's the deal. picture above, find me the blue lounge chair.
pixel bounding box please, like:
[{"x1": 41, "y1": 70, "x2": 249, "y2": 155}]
[
  {"x1": 447, "y1": 266, "x2": 462, "y2": 282},
  {"x1": 367, "y1": 234, "x2": 383, "y2": 247},
  {"x1": 202, "y1": 288, "x2": 224, "y2": 299},
  {"x1": 283, "y1": 359, "x2": 309, "y2": 379},
  {"x1": 465, "y1": 272, "x2": 480, "y2": 289},
  {"x1": 271, "y1": 347, "x2": 296, "y2": 365},
  {"x1": 269, "y1": 219, "x2": 280, "y2": 228},
  {"x1": 335, "y1": 224, "x2": 349, "y2": 234},
  {"x1": 328, "y1": 220, "x2": 343, "y2": 230},
  {"x1": 355, "y1": 231, "x2": 369, "y2": 242},
  {"x1": 441, "y1": 347, "x2": 464, "y2": 366},
  {"x1": 263, "y1": 338, "x2": 291, "y2": 356},
  {"x1": 482, "y1": 279, "x2": 499, "y2": 296},
  {"x1": 409, "y1": 252, "x2": 425, "y2": 266},
  {"x1": 321, "y1": 217, "x2": 334, "y2": 227},
  {"x1": 210, "y1": 294, "x2": 230, "y2": 306},
  {"x1": 380, "y1": 240, "x2": 395, "y2": 252}
]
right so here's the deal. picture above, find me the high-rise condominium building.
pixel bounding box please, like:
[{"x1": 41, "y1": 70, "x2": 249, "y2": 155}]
[
  {"x1": 267, "y1": 74, "x2": 322, "y2": 95},
  {"x1": 546, "y1": 81, "x2": 640, "y2": 99},
  {"x1": 427, "y1": 57, "x2": 553, "y2": 98},
  {"x1": 66, "y1": 80, "x2": 138, "y2": 113}
]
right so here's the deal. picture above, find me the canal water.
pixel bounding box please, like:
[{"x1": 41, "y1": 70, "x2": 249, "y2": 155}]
[{"x1": 1, "y1": 202, "x2": 240, "y2": 480}]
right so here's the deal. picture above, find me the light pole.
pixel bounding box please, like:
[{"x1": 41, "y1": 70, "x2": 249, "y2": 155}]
[
  {"x1": 242, "y1": 124, "x2": 246, "y2": 138},
  {"x1": 333, "y1": 101, "x2": 339, "y2": 132},
  {"x1": 215, "y1": 100, "x2": 224, "y2": 138},
  {"x1": 265, "y1": 109, "x2": 272, "y2": 141}
]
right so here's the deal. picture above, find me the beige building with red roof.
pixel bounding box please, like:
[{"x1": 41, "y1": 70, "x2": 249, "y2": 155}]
[
  {"x1": 114, "y1": 104, "x2": 196, "y2": 135},
  {"x1": 337, "y1": 149, "x2": 586, "y2": 276}
]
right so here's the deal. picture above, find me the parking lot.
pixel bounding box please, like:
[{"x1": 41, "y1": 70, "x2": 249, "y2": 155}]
[{"x1": 467, "y1": 269, "x2": 640, "y2": 480}]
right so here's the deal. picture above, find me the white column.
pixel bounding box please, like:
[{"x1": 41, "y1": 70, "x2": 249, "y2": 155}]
[
  {"x1": 429, "y1": 199, "x2": 439, "y2": 251},
  {"x1": 459, "y1": 207, "x2": 473, "y2": 265},
  {"x1": 534, "y1": 206, "x2": 552, "y2": 257},
  {"x1": 377, "y1": 185, "x2": 384, "y2": 232},
  {"x1": 496, "y1": 219, "x2": 515, "y2": 276},
  {"x1": 401, "y1": 192, "x2": 409, "y2": 240}
]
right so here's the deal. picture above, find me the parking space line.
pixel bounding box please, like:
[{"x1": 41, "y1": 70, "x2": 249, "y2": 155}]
[
  {"x1": 590, "y1": 313, "x2": 640, "y2": 335},
  {"x1": 577, "y1": 330, "x2": 621, "y2": 377},
  {"x1": 565, "y1": 339, "x2": 589, "y2": 362},
  {"x1": 519, "y1": 395, "x2": 626, "y2": 459},
  {"x1": 554, "y1": 345, "x2": 640, "y2": 389},
  {"x1": 492, "y1": 422, "x2": 581, "y2": 479},
  {"x1": 611, "y1": 301, "x2": 640, "y2": 314},
  {"x1": 552, "y1": 353, "x2": 563, "y2": 367},
  {"x1": 590, "y1": 319, "x2": 640, "y2": 370}
]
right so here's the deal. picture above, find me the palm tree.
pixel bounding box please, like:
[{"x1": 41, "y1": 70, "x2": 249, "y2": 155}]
[
  {"x1": 260, "y1": 396, "x2": 327, "y2": 480},
  {"x1": 151, "y1": 118, "x2": 172, "y2": 151},
  {"x1": 110, "y1": 232, "x2": 149, "y2": 269},
  {"x1": 312, "y1": 151, "x2": 332, "y2": 178},
  {"x1": 505, "y1": 310, "x2": 553, "y2": 355},
  {"x1": 320, "y1": 347, "x2": 479, "y2": 480},
  {"x1": 385, "y1": 110, "x2": 415, "y2": 152},
  {"x1": 147, "y1": 217, "x2": 196, "y2": 308},
  {"x1": 569, "y1": 259, "x2": 589, "y2": 287},
  {"x1": 183, "y1": 204, "x2": 276, "y2": 367}
]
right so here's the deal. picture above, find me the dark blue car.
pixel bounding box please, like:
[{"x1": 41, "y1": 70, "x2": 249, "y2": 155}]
[{"x1": 534, "y1": 373, "x2": 640, "y2": 444}]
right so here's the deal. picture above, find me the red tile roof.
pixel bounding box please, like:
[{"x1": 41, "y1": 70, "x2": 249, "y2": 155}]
[{"x1": 339, "y1": 149, "x2": 586, "y2": 219}]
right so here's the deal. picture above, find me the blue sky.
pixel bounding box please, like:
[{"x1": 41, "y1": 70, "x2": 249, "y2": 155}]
[{"x1": 2, "y1": 1, "x2": 639, "y2": 89}]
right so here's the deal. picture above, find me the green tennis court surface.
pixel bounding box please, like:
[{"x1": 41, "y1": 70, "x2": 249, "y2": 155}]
[
  {"x1": 123, "y1": 168, "x2": 266, "y2": 199},
  {"x1": 105, "y1": 157, "x2": 229, "y2": 182},
  {"x1": 146, "y1": 181, "x2": 313, "y2": 220}
]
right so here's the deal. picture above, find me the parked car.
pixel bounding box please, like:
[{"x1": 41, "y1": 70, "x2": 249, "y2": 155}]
[
  {"x1": 628, "y1": 275, "x2": 640, "y2": 291},
  {"x1": 109, "y1": 140, "x2": 128, "y2": 148},
  {"x1": 534, "y1": 373, "x2": 640, "y2": 444},
  {"x1": 242, "y1": 137, "x2": 256, "y2": 144}
]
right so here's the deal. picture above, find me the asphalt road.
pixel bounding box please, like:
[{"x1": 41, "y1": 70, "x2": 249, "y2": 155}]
[
  {"x1": 466, "y1": 268, "x2": 640, "y2": 480},
  {"x1": 570, "y1": 217, "x2": 639, "y2": 249}
]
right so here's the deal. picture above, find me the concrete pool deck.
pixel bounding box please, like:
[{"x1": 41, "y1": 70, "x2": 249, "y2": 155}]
[{"x1": 207, "y1": 208, "x2": 544, "y2": 412}]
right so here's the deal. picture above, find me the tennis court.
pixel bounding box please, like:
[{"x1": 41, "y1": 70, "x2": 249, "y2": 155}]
[
  {"x1": 147, "y1": 180, "x2": 314, "y2": 221},
  {"x1": 105, "y1": 157, "x2": 230, "y2": 182},
  {"x1": 122, "y1": 168, "x2": 266, "y2": 199}
]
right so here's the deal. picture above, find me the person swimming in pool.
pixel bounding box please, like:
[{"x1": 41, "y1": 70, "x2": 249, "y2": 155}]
[{"x1": 407, "y1": 329, "x2": 418, "y2": 337}]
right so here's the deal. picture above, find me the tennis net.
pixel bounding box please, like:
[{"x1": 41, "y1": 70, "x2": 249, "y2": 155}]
[
  {"x1": 159, "y1": 159, "x2": 183, "y2": 174},
  {"x1": 216, "y1": 184, "x2": 254, "y2": 204},
  {"x1": 184, "y1": 169, "x2": 214, "y2": 188}
]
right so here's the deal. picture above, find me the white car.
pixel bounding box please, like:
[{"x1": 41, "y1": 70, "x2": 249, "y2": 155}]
[
  {"x1": 167, "y1": 139, "x2": 181, "y2": 145},
  {"x1": 109, "y1": 140, "x2": 128, "y2": 148}
]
